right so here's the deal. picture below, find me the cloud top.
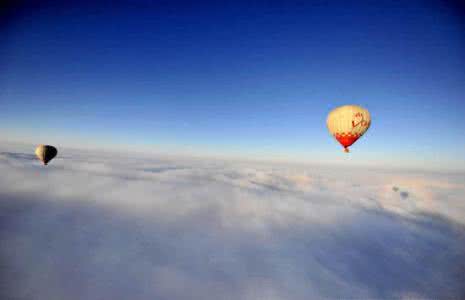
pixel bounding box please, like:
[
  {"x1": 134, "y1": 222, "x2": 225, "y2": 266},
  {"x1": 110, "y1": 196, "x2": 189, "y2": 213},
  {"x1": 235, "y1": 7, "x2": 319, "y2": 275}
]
[{"x1": 1, "y1": 145, "x2": 464, "y2": 299}]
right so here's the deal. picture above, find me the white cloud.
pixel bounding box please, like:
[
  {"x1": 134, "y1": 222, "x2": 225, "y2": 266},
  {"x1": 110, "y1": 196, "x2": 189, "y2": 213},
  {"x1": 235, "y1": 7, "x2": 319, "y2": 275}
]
[{"x1": 1, "y1": 143, "x2": 464, "y2": 299}]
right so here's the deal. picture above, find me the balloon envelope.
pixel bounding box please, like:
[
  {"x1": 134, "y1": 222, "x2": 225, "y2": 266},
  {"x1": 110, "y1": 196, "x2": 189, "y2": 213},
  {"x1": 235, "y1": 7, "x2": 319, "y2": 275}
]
[
  {"x1": 35, "y1": 145, "x2": 58, "y2": 165},
  {"x1": 326, "y1": 105, "x2": 371, "y2": 152}
]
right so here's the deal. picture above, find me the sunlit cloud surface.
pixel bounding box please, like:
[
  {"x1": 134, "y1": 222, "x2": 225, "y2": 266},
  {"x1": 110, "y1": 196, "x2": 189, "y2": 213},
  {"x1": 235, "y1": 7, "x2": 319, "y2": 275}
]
[{"x1": 1, "y1": 144, "x2": 464, "y2": 299}]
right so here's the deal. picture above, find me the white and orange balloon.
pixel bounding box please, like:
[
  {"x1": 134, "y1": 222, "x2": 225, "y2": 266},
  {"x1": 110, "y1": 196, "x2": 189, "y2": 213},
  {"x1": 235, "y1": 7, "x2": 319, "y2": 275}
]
[{"x1": 327, "y1": 105, "x2": 371, "y2": 153}]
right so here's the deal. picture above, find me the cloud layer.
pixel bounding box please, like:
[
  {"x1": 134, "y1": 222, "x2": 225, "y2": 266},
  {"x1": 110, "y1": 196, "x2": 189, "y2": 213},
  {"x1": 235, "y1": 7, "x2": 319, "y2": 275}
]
[{"x1": 1, "y1": 144, "x2": 464, "y2": 299}]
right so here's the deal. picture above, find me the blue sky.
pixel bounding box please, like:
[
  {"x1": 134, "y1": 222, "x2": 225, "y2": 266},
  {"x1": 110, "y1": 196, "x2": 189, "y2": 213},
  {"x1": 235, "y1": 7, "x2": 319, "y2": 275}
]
[{"x1": 1, "y1": 0, "x2": 464, "y2": 170}]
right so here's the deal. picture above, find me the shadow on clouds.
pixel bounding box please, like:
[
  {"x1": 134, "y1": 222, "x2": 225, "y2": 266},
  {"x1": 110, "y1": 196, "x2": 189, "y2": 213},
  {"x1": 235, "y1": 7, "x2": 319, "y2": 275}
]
[
  {"x1": 0, "y1": 152, "x2": 36, "y2": 161},
  {"x1": 1, "y1": 192, "x2": 464, "y2": 300}
]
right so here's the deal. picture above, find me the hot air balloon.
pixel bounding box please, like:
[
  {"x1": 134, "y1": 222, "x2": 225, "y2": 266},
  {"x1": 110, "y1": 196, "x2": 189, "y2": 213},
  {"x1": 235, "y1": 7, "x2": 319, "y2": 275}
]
[
  {"x1": 327, "y1": 105, "x2": 371, "y2": 153},
  {"x1": 35, "y1": 145, "x2": 58, "y2": 165}
]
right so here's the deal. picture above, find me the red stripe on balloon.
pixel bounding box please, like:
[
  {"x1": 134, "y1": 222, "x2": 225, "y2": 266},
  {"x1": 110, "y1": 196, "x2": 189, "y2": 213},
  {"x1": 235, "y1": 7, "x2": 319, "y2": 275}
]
[{"x1": 334, "y1": 133, "x2": 360, "y2": 148}]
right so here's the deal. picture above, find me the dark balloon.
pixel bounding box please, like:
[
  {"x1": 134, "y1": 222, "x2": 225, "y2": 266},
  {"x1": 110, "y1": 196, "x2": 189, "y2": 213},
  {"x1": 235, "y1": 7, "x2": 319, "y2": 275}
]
[{"x1": 35, "y1": 145, "x2": 58, "y2": 165}]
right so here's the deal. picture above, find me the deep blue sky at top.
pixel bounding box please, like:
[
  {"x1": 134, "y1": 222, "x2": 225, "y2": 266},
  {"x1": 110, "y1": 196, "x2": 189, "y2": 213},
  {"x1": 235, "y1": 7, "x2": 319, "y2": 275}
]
[{"x1": 1, "y1": 0, "x2": 464, "y2": 169}]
